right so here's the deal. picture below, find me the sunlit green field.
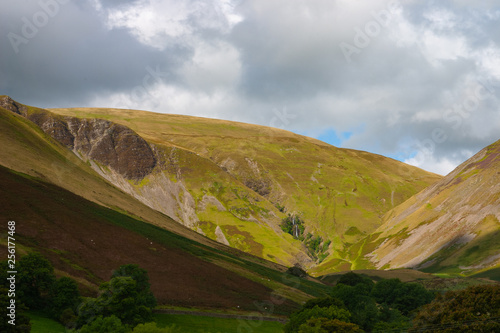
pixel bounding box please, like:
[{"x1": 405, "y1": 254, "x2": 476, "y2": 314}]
[
  {"x1": 154, "y1": 313, "x2": 284, "y2": 333},
  {"x1": 28, "y1": 312, "x2": 66, "y2": 333}
]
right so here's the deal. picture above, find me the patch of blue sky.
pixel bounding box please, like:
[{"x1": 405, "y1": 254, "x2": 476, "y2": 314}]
[
  {"x1": 387, "y1": 151, "x2": 418, "y2": 163},
  {"x1": 294, "y1": 128, "x2": 353, "y2": 147},
  {"x1": 317, "y1": 128, "x2": 353, "y2": 147}
]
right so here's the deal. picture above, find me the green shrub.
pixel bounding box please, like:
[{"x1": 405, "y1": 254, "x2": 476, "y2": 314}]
[{"x1": 77, "y1": 315, "x2": 128, "y2": 333}]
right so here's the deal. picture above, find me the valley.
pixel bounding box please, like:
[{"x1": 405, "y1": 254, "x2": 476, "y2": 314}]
[{"x1": 1, "y1": 96, "x2": 499, "y2": 332}]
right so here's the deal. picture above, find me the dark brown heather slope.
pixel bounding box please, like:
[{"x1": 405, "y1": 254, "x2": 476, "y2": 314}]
[{"x1": 0, "y1": 164, "x2": 319, "y2": 311}]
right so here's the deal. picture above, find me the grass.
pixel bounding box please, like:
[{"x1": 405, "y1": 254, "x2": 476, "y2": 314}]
[
  {"x1": 27, "y1": 311, "x2": 285, "y2": 333},
  {"x1": 154, "y1": 313, "x2": 284, "y2": 333},
  {"x1": 27, "y1": 311, "x2": 66, "y2": 333},
  {"x1": 27, "y1": 311, "x2": 284, "y2": 333},
  {"x1": 471, "y1": 266, "x2": 500, "y2": 281}
]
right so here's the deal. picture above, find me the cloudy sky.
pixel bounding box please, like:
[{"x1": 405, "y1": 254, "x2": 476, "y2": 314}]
[{"x1": 1, "y1": 0, "x2": 499, "y2": 175}]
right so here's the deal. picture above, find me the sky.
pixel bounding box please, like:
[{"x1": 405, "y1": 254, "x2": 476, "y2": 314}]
[{"x1": 1, "y1": 0, "x2": 499, "y2": 175}]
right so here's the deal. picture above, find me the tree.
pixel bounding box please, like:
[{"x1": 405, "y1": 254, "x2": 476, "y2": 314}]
[
  {"x1": 298, "y1": 318, "x2": 362, "y2": 333},
  {"x1": 371, "y1": 278, "x2": 434, "y2": 315},
  {"x1": 373, "y1": 303, "x2": 411, "y2": 332},
  {"x1": 331, "y1": 283, "x2": 379, "y2": 331},
  {"x1": 287, "y1": 264, "x2": 308, "y2": 278},
  {"x1": 76, "y1": 297, "x2": 105, "y2": 328},
  {"x1": 0, "y1": 286, "x2": 31, "y2": 333},
  {"x1": 392, "y1": 282, "x2": 434, "y2": 315},
  {"x1": 371, "y1": 278, "x2": 401, "y2": 304},
  {"x1": 77, "y1": 315, "x2": 128, "y2": 333},
  {"x1": 17, "y1": 252, "x2": 56, "y2": 309},
  {"x1": 410, "y1": 284, "x2": 500, "y2": 333},
  {"x1": 111, "y1": 264, "x2": 156, "y2": 308},
  {"x1": 302, "y1": 297, "x2": 345, "y2": 311},
  {"x1": 49, "y1": 277, "x2": 81, "y2": 323},
  {"x1": 99, "y1": 276, "x2": 152, "y2": 326},
  {"x1": 76, "y1": 267, "x2": 156, "y2": 329},
  {"x1": 337, "y1": 272, "x2": 374, "y2": 290},
  {"x1": 285, "y1": 305, "x2": 352, "y2": 333}
]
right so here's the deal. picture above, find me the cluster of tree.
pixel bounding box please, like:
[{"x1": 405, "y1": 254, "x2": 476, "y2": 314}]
[
  {"x1": 75, "y1": 263, "x2": 158, "y2": 332},
  {"x1": 303, "y1": 234, "x2": 330, "y2": 262},
  {"x1": 281, "y1": 214, "x2": 330, "y2": 262},
  {"x1": 0, "y1": 252, "x2": 178, "y2": 333},
  {"x1": 285, "y1": 272, "x2": 435, "y2": 332},
  {"x1": 281, "y1": 214, "x2": 305, "y2": 239},
  {"x1": 1, "y1": 252, "x2": 81, "y2": 333},
  {"x1": 410, "y1": 284, "x2": 500, "y2": 332}
]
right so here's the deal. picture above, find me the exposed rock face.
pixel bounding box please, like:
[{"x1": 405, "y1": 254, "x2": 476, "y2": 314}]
[
  {"x1": 0, "y1": 96, "x2": 27, "y2": 115},
  {"x1": 65, "y1": 118, "x2": 156, "y2": 179},
  {"x1": 1, "y1": 96, "x2": 156, "y2": 180},
  {"x1": 27, "y1": 110, "x2": 76, "y2": 148}
]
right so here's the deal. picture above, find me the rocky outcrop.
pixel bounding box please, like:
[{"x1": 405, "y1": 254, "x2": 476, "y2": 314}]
[
  {"x1": 65, "y1": 118, "x2": 156, "y2": 179},
  {"x1": 1, "y1": 96, "x2": 156, "y2": 180},
  {"x1": 0, "y1": 95, "x2": 28, "y2": 115}
]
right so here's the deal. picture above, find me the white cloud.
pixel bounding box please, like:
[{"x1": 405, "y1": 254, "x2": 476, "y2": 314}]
[
  {"x1": 404, "y1": 150, "x2": 474, "y2": 176},
  {"x1": 179, "y1": 40, "x2": 242, "y2": 92},
  {"x1": 420, "y1": 31, "x2": 468, "y2": 64},
  {"x1": 2, "y1": 0, "x2": 500, "y2": 175},
  {"x1": 104, "y1": 0, "x2": 242, "y2": 49}
]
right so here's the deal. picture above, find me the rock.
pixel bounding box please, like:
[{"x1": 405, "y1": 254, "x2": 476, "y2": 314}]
[
  {"x1": 0, "y1": 95, "x2": 28, "y2": 115},
  {"x1": 2, "y1": 96, "x2": 156, "y2": 180}
]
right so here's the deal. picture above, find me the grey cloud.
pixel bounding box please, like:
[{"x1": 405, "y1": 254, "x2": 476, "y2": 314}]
[{"x1": 0, "y1": 1, "x2": 189, "y2": 107}]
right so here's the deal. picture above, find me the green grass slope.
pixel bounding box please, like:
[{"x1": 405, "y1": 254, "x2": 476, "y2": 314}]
[
  {"x1": 48, "y1": 106, "x2": 441, "y2": 274},
  {"x1": 356, "y1": 139, "x2": 500, "y2": 276}
]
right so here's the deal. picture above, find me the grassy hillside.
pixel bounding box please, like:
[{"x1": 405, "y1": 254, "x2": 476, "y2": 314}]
[
  {"x1": 0, "y1": 164, "x2": 331, "y2": 312},
  {"x1": 0, "y1": 96, "x2": 332, "y2": 312},
  {"x1": 48, "y1": 106, "x2": 441, "y2": 273},
  {"x1": 0, "y1": 99, "x2": 223, "y2": 248},
  {"x1": 356, "y1": 139, "x2": 500, "y2": 276}
]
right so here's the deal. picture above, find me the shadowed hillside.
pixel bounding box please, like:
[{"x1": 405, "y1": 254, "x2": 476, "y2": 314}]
[{"x1": 356, "y1": 139, "x2": 500, "y2": 277}]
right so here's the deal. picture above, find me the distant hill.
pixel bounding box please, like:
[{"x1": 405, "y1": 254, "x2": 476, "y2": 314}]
[{"x1": 357, "y1": 139, "x2": 500, "y2": 277}]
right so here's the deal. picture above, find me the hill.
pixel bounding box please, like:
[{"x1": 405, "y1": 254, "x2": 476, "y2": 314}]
[
  {"x1": 357, "y1": 139, "x2": 500, "y2": 277},
  {"x1": 45, "y1": 103, "x2": 440, "y2": 272},
  {"x1": 0, "y1": 97, "x2": 332, "y2": 311}
]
